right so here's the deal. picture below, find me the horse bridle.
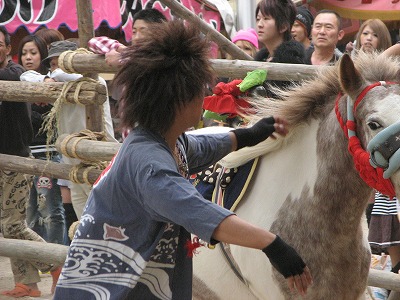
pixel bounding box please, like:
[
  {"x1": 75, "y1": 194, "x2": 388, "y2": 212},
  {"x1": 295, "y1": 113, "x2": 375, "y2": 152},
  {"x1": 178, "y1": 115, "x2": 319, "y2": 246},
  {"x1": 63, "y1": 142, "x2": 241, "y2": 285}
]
[{"x1": 336, "y1": 81, "x2": 399, "y2": 197}]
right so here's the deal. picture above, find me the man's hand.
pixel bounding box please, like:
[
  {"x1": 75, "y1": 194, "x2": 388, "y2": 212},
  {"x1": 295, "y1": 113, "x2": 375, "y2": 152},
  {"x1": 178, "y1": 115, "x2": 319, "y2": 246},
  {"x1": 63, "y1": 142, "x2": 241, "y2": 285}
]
[
  {"x1": 233, "y1": 116, "x2": 288, "y2": 150},
  {"x1": 262, "y1": 235, "x2": 313, "y2": 295}
]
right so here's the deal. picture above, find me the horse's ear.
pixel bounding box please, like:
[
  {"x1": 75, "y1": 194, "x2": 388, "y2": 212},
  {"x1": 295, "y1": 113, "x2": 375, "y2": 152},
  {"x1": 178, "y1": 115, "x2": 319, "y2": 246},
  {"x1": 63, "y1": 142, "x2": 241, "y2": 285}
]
[{"x1": 339, "y1": 53, "x2": 364, "y2": 99}]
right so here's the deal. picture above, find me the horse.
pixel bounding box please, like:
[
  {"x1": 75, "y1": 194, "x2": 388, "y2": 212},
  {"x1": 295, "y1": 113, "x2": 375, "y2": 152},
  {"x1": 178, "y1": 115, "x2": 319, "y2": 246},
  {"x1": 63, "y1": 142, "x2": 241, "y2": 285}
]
[{"x1": 192, "y1": 52, "x2": 400, "y2": 299}]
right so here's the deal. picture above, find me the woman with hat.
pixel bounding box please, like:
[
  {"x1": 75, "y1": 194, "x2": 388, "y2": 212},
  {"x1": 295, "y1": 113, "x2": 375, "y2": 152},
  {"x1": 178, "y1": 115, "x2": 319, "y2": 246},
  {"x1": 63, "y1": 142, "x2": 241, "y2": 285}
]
[{"x1": 226, "y1": 28, "x2": 259, "y2": 59}]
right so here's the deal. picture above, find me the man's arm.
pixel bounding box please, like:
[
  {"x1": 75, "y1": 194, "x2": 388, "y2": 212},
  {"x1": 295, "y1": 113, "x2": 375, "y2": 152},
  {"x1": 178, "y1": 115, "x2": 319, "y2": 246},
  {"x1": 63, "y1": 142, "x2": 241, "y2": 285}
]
[
  {"x1": 382, "y1": 43, "x2": 400, "y2": 57},
  {"x1": 0, "y1": 61, "x2": 24, "y2": 81}
]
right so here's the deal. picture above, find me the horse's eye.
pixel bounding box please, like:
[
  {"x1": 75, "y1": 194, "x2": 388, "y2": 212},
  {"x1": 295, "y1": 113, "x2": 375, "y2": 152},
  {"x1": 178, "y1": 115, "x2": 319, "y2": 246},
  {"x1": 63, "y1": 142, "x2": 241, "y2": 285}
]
[{"x1": 367, "y1": 121, "x2": 381, "y2": 130}]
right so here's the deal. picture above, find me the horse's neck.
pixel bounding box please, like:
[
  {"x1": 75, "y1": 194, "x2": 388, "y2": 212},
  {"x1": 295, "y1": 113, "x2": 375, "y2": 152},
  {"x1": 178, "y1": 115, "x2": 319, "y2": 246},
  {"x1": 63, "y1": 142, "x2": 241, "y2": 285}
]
[
  {"x1": 314, "y1": 110, "x2": 372, "y2": 227},
  {"x1": 234, "y1": 106, "x2": 372, "y2": 236}
]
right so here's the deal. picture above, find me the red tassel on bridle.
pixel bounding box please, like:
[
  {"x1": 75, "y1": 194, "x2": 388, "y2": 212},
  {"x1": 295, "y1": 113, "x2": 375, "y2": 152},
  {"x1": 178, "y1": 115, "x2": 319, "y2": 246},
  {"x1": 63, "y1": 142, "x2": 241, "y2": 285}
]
[{"x1": 185, "y1": 236, "x2": 204, "y2": 258}]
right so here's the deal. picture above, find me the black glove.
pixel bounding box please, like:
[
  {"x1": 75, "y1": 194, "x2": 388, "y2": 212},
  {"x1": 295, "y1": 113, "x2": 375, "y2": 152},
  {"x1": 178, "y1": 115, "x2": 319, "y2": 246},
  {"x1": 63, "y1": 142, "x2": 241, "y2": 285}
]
[
  {"x1": 391, "y1": 261, "x2": 400, "y2": 274},
  {"x1": 262, "y1": 235, "x2": 306, "y2": 278},
  {"x1": 233, "y1": 116, "x2": 275, "y2": 150}
]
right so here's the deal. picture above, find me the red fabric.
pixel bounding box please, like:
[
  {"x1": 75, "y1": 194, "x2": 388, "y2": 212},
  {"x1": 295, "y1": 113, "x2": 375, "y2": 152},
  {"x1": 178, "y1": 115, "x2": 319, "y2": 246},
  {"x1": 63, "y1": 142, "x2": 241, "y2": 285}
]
[
  {"x1": 203, "y1": 80, "x2": 251, "y2": 117},
  {"x1": 88, "y1": 36, "x2": 122, "y2": 54},
  {"x1": 348, "y1": 136, "x2": 395, "y2": 197}
]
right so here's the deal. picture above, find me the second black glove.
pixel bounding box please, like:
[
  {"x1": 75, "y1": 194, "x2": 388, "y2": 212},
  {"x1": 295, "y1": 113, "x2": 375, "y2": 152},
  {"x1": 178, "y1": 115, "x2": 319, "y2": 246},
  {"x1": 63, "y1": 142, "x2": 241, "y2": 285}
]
[{"x1": 262, "y1": 235, "x2": 306, "y2": 278}]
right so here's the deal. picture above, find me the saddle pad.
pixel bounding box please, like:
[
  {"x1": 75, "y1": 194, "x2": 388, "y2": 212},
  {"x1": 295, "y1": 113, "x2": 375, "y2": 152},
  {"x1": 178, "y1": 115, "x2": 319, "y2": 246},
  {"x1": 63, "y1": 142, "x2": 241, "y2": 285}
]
[{"x1": 212, "y1": 158, "x2": 258, "y2": 211}]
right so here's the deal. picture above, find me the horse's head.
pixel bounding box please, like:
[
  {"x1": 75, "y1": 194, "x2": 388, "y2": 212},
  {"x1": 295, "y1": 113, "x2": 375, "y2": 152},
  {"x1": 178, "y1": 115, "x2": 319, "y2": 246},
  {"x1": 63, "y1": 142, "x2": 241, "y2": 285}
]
[{"x1": 339, "y1": 52, "x2": 400, "y2": 193}]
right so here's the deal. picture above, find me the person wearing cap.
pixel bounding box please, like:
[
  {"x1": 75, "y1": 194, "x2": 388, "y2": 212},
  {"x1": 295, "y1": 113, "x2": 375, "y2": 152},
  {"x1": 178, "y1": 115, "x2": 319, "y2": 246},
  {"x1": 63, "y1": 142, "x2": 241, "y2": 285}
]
[
  {"x1": 291, "y1": 6, "x2": 313, "y2": 49},
  {"x1": 36, "y1": 40, "x2": 117, "y2": 220},
  {"x1": 226, "y1": 28, "x2": 259, "y2": 59}
]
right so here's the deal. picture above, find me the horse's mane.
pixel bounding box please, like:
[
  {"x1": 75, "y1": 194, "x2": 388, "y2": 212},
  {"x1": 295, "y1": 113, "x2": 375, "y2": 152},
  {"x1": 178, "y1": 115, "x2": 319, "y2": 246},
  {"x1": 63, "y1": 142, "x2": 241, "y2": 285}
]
[{"x1": 221, "y1": 52, "x2": 400, "y2": 168}]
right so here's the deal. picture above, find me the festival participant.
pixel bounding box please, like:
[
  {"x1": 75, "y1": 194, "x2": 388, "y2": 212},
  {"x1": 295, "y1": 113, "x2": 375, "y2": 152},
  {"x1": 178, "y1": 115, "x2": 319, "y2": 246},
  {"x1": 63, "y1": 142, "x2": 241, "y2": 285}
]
[
  {"x1": 354, "y1": 19, "x2": 392, "y2": 53},
  {"x1": 253, "y1": 0, "x2": 305, "y2": 99},
  {"x1": 18, "y1": 35, "x2": 66, "y2": 245},
  {"x1": 305, "y1": 9, "x2": 344, "y2": 65},
  {"x1": 254, "y1": 0, "x2": 304, "y2": 63},
  {"x1": 53, "y1": 20, "x2": 313, "y2": 299},
  {"x1": 41, "y1": 40, "x2": 117, "y2": 219},
  {"x1": 291, "y1": 6, "x2": 313, "y2": 49},
  {"x1": 104, "y1": 8, "x2": 167, "y2": 68},
  {"x1": 226, "y1": 28, "x2": 259, "y2": 59},
  {"x1": 0, "y1": 26, "x2": 61, "y2": 298},
  {"x1": 34, "y1": 28, "x2": 65, "y2": 46},
  {"x1": 34, "y1": 29, "x2": 78, "y2": 245}
]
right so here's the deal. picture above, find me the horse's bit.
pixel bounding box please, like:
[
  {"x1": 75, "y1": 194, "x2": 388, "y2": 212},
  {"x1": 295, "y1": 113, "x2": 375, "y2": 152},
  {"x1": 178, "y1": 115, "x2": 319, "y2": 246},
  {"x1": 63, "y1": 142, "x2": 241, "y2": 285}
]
[{"x1": 349, "y1": 81, "x2": 400, "y2": 179}]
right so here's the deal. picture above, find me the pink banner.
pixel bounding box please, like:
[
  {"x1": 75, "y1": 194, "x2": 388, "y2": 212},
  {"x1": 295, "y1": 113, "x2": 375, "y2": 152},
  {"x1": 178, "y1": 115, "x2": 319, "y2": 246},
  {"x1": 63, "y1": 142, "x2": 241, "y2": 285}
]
[
  {"x1": 0, "y1": 0, "x2": 122, "y2": 34},
  {"x1": 312, "y1": 0, "x2": 400, "y2": 20},
  {"x1": 0, "y1": 0, "x2": 222, "y2": 44},
  {"x1": 121, "y1": 0, "x2": 221, "y2": 42}
]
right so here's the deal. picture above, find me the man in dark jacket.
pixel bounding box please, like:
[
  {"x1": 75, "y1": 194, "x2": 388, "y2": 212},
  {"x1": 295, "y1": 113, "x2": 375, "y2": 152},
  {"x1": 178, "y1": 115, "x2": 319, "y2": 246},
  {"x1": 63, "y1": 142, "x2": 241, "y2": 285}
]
[{"x1": 0, "y1": 26, "x2": 61, "y2": 298}]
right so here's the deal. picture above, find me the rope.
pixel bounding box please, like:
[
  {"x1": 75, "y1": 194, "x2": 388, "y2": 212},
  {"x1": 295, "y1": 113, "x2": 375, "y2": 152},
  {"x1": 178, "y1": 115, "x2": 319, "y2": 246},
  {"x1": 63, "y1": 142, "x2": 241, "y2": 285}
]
[
  {"x1": 69, "y1": 161, "x2": 108, "y2": 185},
  {"x1": 39, "y1": 77, "x2": 103, "y2": 156},
  {"x1": 40, "y1": 49, "x2": 109, "y2": 185},
  {"x1": 60, "y1": 129, "x2": 107, "y2": 184},
  {"x1": 59, "y1": 48, "x2": 93, "y2": 74},
  {"x1": 60, "y1": 129, "x2": 106, "y2": 160}
]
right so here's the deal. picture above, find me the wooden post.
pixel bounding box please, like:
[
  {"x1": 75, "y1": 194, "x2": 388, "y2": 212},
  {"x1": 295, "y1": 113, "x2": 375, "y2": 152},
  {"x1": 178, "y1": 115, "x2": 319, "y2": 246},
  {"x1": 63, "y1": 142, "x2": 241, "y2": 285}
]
[
  {"x1": 56, "y1": 134, "x2": 121, "y2": 162},
  {"x1": 59, "y1": 53, "x2": 322, "y2": 81},
  {"x1": 0, "y1": 238, "x2": 68, "y2": 266},
  {"x1": 75, "y1": 0, "x2": 103, "y2": 133},
  {"x1": 0, "y1": 81, "x2": 106, "y2": 105},
  {"x1": 76, "y1": 0, "x2": 95, "y2": 53},
  {"x1": 158, "y1": 0, "x2": 253, "y2": 61},
  {"x1": 368, "y1": 268, "x2": 400, "y2": 291},
  {"x1": 0, "y1": 154, "x2": 101, "y2": 184}
]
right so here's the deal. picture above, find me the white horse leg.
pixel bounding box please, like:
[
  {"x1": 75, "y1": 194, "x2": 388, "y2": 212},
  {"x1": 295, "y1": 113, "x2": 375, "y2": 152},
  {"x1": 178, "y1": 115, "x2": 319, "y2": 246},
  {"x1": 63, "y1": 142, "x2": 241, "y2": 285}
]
[{"x1": 193, "y1": 246, "x2": 258, "y2": 300}]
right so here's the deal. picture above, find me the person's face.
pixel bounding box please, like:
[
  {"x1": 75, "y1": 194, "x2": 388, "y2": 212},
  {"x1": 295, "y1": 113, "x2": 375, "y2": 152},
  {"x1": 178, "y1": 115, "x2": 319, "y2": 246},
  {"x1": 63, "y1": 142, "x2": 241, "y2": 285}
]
[
  {"x1": 360, "y1": 25, "x2": 379, "y2": 53},
  {"x1": 132, "y1": 19, "x2": 151, "y2": 43},
  {"x1": 256, "y1": 12, "x2": 280, "y2": 46},
  {"x1": 291, "y1": 21, "x2": 308, "y2": 43},
  {"x1": 311, "y1": 13, "x2": 344, "y2": 50},
  {"x1": 0, "y1": 32, "x2": 11, "y2": 69},
  {"x1": 179, "y1": 95, "x2": 204, "y2": 129},
  {"x1": 235, "y1": 40, "x2": 255, "y2": 57},
  {"x1": 21, "y1": 41, "x2": 42, "y2": 71},
  {"x1": 50, "y1": 57, "x2": 59, "y2": 72}
]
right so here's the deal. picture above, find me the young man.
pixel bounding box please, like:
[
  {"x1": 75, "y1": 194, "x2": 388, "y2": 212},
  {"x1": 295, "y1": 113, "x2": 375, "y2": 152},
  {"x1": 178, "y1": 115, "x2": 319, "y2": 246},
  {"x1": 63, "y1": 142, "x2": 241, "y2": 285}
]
[
  {"x1": 291, "y1": 6, "x2": 313, "y2": 49},
  {"x1": 105, "y1": 8, "x2": 167, "y2": 68},
  {"x1": 54, "y1": 20, "x2": 312, "y2": 300},
  {"x1": 305, "y1": 9, "x2": 344, "y2": 65}
]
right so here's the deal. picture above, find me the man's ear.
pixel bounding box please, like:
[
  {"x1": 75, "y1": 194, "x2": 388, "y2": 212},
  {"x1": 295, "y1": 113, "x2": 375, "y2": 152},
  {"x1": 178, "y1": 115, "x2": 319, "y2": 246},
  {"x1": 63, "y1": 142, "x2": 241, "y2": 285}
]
[
  {"x1": 280, "y1": 24, "x2": 288, "y2": 34},
  {"x1": 337, "y1": 29, "x2": 345, "y2": 41},
  {"x1": 5, "y1": 44, "x2": 11, "y2": 56}
]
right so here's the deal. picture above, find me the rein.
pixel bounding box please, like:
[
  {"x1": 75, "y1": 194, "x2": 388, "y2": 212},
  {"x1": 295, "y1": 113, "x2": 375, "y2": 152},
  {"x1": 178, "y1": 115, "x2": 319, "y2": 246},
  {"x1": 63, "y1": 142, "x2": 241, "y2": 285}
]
[{"x1": 335, "y1": 81, "x2": 398, "y2": 198}]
